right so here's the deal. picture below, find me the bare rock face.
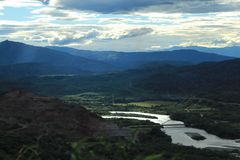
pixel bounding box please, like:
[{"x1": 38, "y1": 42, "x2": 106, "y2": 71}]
[{"x1": 0, "y1": 90, "x2": 123, "y2": 140}]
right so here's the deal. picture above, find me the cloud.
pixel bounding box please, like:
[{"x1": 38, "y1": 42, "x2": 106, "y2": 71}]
[
  {"x1": 0, "y1": 0, "x2": 42, "y2": 8},
  {"x1": 46, "y1": 0, "x2": 240, "y2": 14},
  {"x1": 50, "y1": 29, "x2": 99, "y2": 45},
  {"x1": 1, "y1": 0, "x2": 240, "y2": 52},
  {"x1": 32, "y1": 7, "x2": 70, "y2": 17},
  {"x1": 115, "y1": 27, "x2": 154, "y2": 39},
  {"x1": 50, "y1": 27, "x2": 154, "y2": 45},
  {"x1": 0, "y1": 28, "x2": 15, "y2": 35},
  {"x1": 177, "y1": 34, "x2": 240, "y2": 48},
  {"x1": 1, "y1": 10, "x2": 240, "y2": 51},
  {"x1": 31, "y1": 7, "x2": 97, "y2": 21}
]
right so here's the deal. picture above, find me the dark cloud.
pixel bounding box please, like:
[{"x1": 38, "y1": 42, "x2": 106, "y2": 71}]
[
  {"x1": 48, "y1": 0, "x2": 173, "y2": 13},
  {"x1": 0, "y1": 28, "x2": 16, "y2": 35},
  {"x1": 119, "y1": 28, "x2": 153, "y2": 39},
  {"x1": 46, "y1": 0, "x2": 240, "y2": 14},
  {"x1": 39, "y1": 0, "x2": 50, "y2": 5}
]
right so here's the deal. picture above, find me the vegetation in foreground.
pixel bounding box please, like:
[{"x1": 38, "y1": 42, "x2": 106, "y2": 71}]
[
  {"x1": 0, "y1": 91, "x2": 239, "y2": 160},
  {"x1": 2, "y1": 122, "x2": 239, "y2": 160},
  {"x1": 71, "y1": 120, "x2": 239, "y2": 160}
]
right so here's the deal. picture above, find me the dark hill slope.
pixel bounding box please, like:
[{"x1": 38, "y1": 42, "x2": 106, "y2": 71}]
[
  {"x1": 0, "y1": 90, "x2": 124, "y2": 159},
  {"x1": 142, "y1": 59, "x2": 240, "y2": 90},
  {"x1": 134, "y1": 59, "x2": 240, "y2": 101},
  {"x1": 0, "y1": 90, "x2": 121, "y2": 139},
  {"x1": 0, "y1": 63, "x2": 90, "y2": 79}
]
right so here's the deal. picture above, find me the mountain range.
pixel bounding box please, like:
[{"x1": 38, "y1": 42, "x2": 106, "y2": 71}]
[
  {"x1": 0, "y1": 40, "x2": 114, "y2": 76},
  {"x1": 49, "y1": 46, "x2": 233, "y2": 69},
  {"x1": 9, "y1": 58, "x2": 239, "y2": 102},
  {"x1": 0, "y1": 40, "x2": 235, "y2": 78},
  {"x1": 169, "y1": 46, "x2": 240, "y2": 58}
]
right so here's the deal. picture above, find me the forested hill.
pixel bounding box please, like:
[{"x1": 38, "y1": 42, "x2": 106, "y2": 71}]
[
  {"x1": 136, "y1": 59, "x2": 240, "y2": 101},
  {"x1": 1, "y1": 58, "x2": 239, "y2": 102}
]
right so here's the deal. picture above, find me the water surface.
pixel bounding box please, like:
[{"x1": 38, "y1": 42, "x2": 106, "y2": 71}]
[{"x1": 103, "y1": 111, "x2": 240, "y2": 150}]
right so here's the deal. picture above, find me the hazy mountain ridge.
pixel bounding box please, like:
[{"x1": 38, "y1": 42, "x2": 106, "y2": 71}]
[
  {"x1": 49, "y1": 46, "x2": 233, "y2": 69},
  {"x1": 169, "y1": 46, "x2": 240, "y2": 58},
  {"x1": 0, "y1": 40, "x2": 115, "y2": 74}
]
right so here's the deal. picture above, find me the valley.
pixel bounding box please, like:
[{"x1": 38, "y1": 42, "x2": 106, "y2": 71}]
[
  {"x1": 0, "y1": 41, "x2": 240, "y2": 159},
  {"x1": 2, "y1": 0, "x2": 240, "y2": 159},
  {"x1": 61, "y1": 92, "x2": 240, "y2": 140}
]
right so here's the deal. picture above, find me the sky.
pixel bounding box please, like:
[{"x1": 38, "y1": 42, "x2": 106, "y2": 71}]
[{"x1": 0, "y1": 0, "x2": 240, "y2": 51}]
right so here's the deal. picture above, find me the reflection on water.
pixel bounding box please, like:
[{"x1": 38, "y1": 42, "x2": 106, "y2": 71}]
[{"x1": 103, "y1": 111, "x2": 240, "y2": 150}]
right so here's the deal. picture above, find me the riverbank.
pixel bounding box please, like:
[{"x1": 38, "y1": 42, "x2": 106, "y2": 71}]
[
  {"x1": 62, "y1": 93, "x2": 240, "y2": 142},
  {"x1": 103, "y1": 111, "x2": 240, "y2": 151},
  {"x1": 101, "y1": 118, "x2": 240, "y2": 160}
]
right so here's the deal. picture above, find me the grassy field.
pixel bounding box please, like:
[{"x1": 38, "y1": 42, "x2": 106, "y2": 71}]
[
  {"x1": 114, "y1": 101, "x2": 174, "y2": 108},
  {"x1": 62, "y1": 92, "x2": 109, "y2": 105}
]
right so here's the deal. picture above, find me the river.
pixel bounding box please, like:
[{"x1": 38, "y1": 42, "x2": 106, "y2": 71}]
[{"x1": 102, "y1": 111, "x2": 240, "y2": 151}]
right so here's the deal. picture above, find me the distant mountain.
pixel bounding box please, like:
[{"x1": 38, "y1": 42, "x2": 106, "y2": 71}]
[
  {"x1": 48, "y1": 46, "x2": 120, "y2": 61},
  {"x1": 49, "y1": 46, "x2": 233, "y2": 69},
  {"x1": 0, "y1": 40, "x2": 234, "y2": 78},
  {"x1": 0, "y1": 40, "x2": 115, "y2": 75},
  {"x1": 169, "y1": 46, "x2": 240, "y2": 58}
]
